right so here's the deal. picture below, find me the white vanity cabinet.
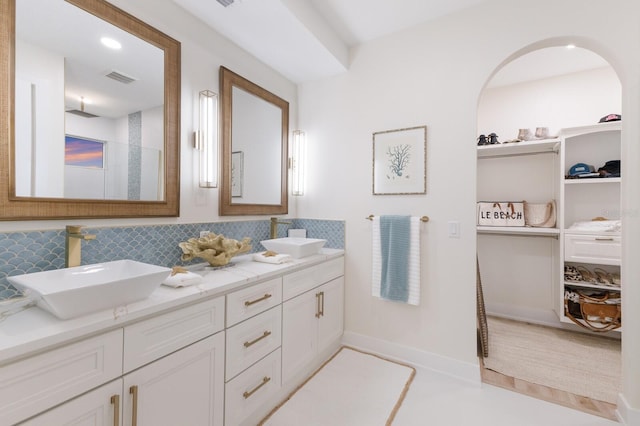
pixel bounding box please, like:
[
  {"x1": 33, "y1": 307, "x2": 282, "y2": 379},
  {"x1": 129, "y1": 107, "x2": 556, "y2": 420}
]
[
  {"x1": 122, "y1": 332, "x2": 225, "y2": 426},
  {"x1": 1, "y1": 329, "x2": 123, "y2": 426},
  {"x1": 19, "y1": 379, "x2": 123, "y2": 426},
  {"x1": 7, "y1": 297, "x2": 226, "y2": 426},
  {"x1": 120, "y1": 297, "x2": 226, "y2": 426},
  {"x1": 2, "y1": 251, "x2": 345, "y2": 426},
  {"x1": 282, "y1": 258, "x2": 344, "y2": 385}
]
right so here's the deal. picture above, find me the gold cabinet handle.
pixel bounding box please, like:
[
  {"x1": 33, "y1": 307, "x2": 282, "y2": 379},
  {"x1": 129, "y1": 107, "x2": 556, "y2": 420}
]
[
  {"x1": 243, "y1": 376, "x2": 271, "y2": 399},
  {"x1": 244, "y1": 330, "x2": 271, "y2": 348},
  {"x1": 245, "y1": 293, "x2": 272, "y2": 306},
  {"x1": 110, "y1": 394, "x2": 120, "y2": 426},
  {"x1": 129, "y1": 385, "x2": 138, "y2": 426},
  {"x1": 595, "y1": 237, "x2": 615, "y2": 241},
  {"x1": 315, "y1": 292, "x2": 321, "y2": 318},
  {"x1": 319, "y1": 291, "x2": 325, "y2": 317}
]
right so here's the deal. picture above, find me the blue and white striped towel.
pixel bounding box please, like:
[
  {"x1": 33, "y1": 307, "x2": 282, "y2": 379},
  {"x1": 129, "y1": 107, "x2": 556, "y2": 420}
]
[{"x1": 372, "y1": 215, "x2": 421, "y2": 305}]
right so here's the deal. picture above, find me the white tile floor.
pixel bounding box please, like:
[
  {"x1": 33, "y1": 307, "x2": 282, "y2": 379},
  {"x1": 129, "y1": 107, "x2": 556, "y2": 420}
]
[{"x1": 393, "y1": 367, "x2": 619, "y2": 426}]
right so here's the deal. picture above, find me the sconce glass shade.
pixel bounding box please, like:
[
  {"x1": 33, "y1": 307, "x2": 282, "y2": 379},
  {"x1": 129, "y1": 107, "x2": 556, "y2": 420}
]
[
  {"x1": 291, "y1": 130, "x2": 306, "y2": 196},
  {"x1": 196, "y1": 90, "x2": 218, "y2": 188}
]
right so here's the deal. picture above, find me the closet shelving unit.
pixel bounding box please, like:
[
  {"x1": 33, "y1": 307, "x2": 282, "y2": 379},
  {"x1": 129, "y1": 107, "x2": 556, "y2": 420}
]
[
  {"x1": 477, "y1": 121, "x2": 622, "y2": 333},
  {"x1": 559, "y1": 121, "x2": 621, "y2": 332}
]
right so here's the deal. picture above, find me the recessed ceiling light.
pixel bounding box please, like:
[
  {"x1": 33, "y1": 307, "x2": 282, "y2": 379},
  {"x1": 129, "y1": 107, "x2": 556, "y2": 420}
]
[
  {"x1": 566, "y1": 44, "x2": 576, "y2": 49},
  {"x1": 101, "y1": 37, "x2": 121, "y2": 50}
]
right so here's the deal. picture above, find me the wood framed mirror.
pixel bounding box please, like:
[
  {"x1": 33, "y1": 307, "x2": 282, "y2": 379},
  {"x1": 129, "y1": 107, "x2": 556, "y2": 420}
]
[
  {"x1": 0, "y1": 0, "x2": 180, "y2": 220},
  {"x1": 219, "y1": 66, "x2": 288, "y2": 216}
]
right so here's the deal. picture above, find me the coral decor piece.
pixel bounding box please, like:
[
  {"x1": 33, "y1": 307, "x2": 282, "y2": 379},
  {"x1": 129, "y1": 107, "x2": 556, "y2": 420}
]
[{"x1": 178, "y1": 233, "x2": 252, "y2": 266}]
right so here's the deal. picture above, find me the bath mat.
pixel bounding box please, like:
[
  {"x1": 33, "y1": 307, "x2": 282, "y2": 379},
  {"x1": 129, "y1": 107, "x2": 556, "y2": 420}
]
[
  {"x1": 483, "y1": 316, "x2": 621, "y2": 403},
  {"x1": 260, "y1": 346, "x2": 415, "y2": 425}
]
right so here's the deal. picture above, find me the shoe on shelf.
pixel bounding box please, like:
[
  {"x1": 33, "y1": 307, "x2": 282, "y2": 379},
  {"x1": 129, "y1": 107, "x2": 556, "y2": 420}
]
[
  {"x1": 535, "y1": 127, "x2": 549, "y2": 139},
  {"x1": 517, "y1": 128, "x2": 534, "y2": 141},
  {"x1": 576, "y1": 265, "x2": 598, "y2": 284}
]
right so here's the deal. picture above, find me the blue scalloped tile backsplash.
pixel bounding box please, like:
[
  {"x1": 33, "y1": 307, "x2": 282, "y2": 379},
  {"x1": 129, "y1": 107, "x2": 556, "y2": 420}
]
[{"x1": 0, "y1": 218, "x2": 344, "y2": 301}]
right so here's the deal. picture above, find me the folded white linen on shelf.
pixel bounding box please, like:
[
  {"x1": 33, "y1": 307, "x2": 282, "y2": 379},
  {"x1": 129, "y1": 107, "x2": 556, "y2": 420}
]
[
  {"x1": 253, "y1": 251, "x2": 293, "y2": 264},
  {"x1": 568, "y1": 219, "x2": 621, "y2": 232},
  {"x1": 161, "y1": 270, "x2": 202, "y2": 288},
  {"x1": 372, "y1": 215, "x2": 421, "y2": 305}
]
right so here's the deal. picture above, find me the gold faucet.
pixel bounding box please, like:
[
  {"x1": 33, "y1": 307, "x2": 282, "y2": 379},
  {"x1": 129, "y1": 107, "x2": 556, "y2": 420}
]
[
  {"x1": 65, "y1": 225, "x2": 96, "y2": 268},
  {"x1": 270, "y1": 217, "x2": 292, "y2": 239}
]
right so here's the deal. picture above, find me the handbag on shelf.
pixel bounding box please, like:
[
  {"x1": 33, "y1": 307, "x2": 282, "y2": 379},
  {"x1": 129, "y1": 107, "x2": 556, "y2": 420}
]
[
  {"x1": 477, "y1": 201, "x2": 525, "y2": 227},
  {"x1": 564, "y1": 289, "x2": 621, "y2": 333},
  {"x1": 524, "y1": 200, "x2": 556, "y2": 228}
]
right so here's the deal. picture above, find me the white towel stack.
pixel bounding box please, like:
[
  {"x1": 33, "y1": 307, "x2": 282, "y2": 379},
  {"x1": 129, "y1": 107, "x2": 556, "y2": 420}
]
[
  {"x1": 162, "y1": 270, "x2": 203, "y2": 288},
  {"x1": 253, "y1": 251, "x2": 293, "y2": 264},
  {"x1": 372, "y1": 216, "x2": 421, "y2": 305}
]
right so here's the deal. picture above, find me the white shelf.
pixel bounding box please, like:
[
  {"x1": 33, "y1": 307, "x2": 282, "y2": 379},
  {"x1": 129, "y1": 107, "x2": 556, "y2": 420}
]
[
  {"x1": 477, "y1": 139, "x2": 560, "y2": 158},
  {"x1": 561, "y1": 121, "x2": 621, "y2": 137},
  {"x1": 477, "y1": 226, "x2": 560, "y2": 236},
  {"x1": 564, "y1": 281, "x2": 621, "y2": 292},
  {"x1": 564, "y1": 177, "x2": 621, "y2": 185}
]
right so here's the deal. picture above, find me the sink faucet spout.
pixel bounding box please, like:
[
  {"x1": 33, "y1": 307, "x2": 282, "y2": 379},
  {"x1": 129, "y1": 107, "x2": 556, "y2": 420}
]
[
  {"x1": 65, "y1": 225, "x2": 96, "y2": 268},
  {"x1": 270, "y1": 217, "x2": 292, "y2": 239}
]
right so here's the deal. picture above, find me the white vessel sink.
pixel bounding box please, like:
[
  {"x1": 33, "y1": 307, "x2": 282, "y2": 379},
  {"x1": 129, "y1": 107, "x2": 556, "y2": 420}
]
[
  {"x1": 260, "y1": 237, "x2": 326, "y2": 259},
  {"x1": 8, "y1": 260, "x2": 171, "y2": 320}
]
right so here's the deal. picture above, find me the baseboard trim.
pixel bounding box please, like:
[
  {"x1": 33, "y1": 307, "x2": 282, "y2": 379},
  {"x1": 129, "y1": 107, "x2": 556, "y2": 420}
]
[
  {"x1": 617, "y1": 392, "x2": 640, "y2": 425},
  {"x1": 341, "y1": 331, "x2": 481, "y2": 385}
]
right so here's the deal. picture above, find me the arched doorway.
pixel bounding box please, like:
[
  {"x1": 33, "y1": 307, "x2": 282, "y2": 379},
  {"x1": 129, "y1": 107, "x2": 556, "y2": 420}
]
[{"x1": 476, "y1": 43, "x2": 622, "y2": 420}]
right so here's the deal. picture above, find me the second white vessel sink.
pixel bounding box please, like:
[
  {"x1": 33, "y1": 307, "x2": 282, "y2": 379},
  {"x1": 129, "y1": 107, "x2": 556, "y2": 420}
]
[
  {"x1": 260, "y1": 237, "x2": 326, "y2": 259},
  {"x1": 8, "y1": 260, "x2": 171, "y2": 320}
]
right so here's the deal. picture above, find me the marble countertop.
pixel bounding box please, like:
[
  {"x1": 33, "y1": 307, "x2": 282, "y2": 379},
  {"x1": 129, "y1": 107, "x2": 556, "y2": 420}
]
[{"x1": 0, "y1": 249, "x2": 344, "y2": 365}]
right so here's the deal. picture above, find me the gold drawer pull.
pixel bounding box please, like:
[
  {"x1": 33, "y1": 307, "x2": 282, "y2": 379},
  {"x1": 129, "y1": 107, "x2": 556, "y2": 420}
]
[
  {"x1": 110, "y1": 394, "x2": 120, "y2": 426},
  {"x1": 243, "y1": 376, "x2": 271, "y2": 399},
  {"x1": 595, "y1": 237, "x2": 615, "y2": 241},
  {"x1": 129, "y1": 385, "x2": 138, "y2": 426},
  {"x1": 245, "y1": 293, "x2": 272, "y2": 306},
  {"x1": 315, "y1": 292, "x2": 321, "y2": 318},
  {"x1": 244, "y1": 330, "x2": 271, "y2": 348}
]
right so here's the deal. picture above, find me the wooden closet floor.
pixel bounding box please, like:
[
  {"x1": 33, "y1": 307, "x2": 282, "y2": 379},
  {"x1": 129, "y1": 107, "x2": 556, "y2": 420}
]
[{"x1": 480, "y1": 360, "x2": 618, "y2": 421}]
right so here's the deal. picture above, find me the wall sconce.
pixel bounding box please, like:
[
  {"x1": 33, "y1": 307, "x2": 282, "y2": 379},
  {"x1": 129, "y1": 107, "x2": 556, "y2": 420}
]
[
  {"x1": 291, "y1": 130, "x2": 306, "y2": 196},
  {"x1": 195, "y1": 90, "x2": 218, "y2": 188}
]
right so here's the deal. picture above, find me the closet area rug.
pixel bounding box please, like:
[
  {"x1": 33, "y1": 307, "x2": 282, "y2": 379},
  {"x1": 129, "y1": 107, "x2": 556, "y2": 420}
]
[
  {"x1": 260, "y1": 346, "x2": 415, "y2": 425},
  {"x1": 483, "y1": 316, "x2": 621, "y2": 403}
]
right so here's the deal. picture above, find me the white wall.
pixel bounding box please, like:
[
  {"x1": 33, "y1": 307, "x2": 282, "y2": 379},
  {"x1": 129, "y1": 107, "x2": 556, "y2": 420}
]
[
  {"x1": 15, "y1": 40, "x2": 65, "y2": 198},
  {"x1": 296, "y1": 0, "x2": 640, "y2": 417},
  {"x1": 479, "y1": 66, "x2": 621, "y2": 140}
]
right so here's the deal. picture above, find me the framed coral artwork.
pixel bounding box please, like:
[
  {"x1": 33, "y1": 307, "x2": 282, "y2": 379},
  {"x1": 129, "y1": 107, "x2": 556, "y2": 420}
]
[{"x1": 372, "y1": 125, "x2": 427, "y2": 195}]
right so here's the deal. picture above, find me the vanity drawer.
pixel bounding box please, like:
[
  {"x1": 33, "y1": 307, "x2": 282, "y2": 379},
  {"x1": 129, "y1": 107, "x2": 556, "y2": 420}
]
[
  {"x1": 0, "y1": 329, "x2": 123, "y2": 426},
  {"x1": 226, "y1": 306, "x2": 282, "y2": 380},
  {"x1": 226, "y1": 277, "x2": 282, "y2": 327},
  {"x1": 225, "y1": 348, "x2": 281, "y2": 426},
  {"x1": 123, "y1": 296, "x2": 225, "y2": 372},
  {"x1": 283, "y1": 257, "x2": 344, "y2": 300},
  {"x1": 565, "y1": 234, "x2": 621, "y2": 265}
]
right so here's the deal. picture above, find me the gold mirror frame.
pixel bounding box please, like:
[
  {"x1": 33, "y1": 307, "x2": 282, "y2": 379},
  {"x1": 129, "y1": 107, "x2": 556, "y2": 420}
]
[
  {"x1": 219, "y1": 66, "x2": 288, "y2": 216},
  {"x1": 0, "y1": 0, "x2": 181, "y2": 220}
]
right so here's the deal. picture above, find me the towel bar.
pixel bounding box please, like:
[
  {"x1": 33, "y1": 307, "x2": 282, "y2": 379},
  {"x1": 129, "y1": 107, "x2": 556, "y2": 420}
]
[{"x1": 366, "y1": 214, "x2": 429, "y2": 222}]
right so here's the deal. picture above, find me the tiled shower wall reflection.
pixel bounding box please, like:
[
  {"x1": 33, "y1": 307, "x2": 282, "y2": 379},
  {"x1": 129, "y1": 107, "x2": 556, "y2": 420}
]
[{"x1": 0, "y1": 218, "x2": 345, "y2": 300}]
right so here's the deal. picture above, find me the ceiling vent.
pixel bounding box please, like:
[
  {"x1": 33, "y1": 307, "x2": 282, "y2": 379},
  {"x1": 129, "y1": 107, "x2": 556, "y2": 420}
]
[
  {"x1": 216, "y1": 0, "x2": 234, "y2": 7},
  {"x1": 105, "y1": 70, "x2": 137, "y2": 84}
]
